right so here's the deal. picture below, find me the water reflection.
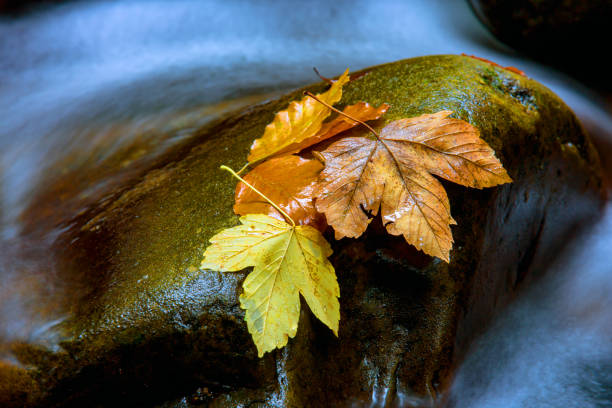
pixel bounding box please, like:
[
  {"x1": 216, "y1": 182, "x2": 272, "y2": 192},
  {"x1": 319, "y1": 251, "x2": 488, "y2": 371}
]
[{"x1": 1, "y1": 0, "x2": 611, "y2": 406}]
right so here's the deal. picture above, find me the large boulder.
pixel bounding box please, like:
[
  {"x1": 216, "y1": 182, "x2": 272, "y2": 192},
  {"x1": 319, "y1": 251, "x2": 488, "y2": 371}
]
[
  {"x1": 469, "y1": 0, "x2": 612, "y2": 90},
  {"x1": 0, "y1": 55, "x2": 604, "y2": 407}
]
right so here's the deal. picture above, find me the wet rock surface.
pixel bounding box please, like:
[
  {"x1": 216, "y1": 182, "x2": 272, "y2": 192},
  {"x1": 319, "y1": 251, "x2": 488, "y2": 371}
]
[
  {"x1": 0, "y1": 55, "x2": 605, "y2": 407},
  {"x1": 469, "y1": 0, "x2": 612, "y2": 90}
]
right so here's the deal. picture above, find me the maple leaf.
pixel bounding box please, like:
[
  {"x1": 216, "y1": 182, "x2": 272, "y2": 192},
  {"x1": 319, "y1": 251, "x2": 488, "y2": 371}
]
[
  {"x1": 314, "y1": 110, "x2": 512, "y2": 262},
  {"x1": 201, "y1": 214, "x2": 340, "y2": 357},
  {"x1": 270, "y1": 101, "x2": 389, "y2": 158},
  {"x1": 234, "y1": 155, "x2": 326, "y2": 231},
  {"x1": 247, "y1": 69, "x2": 350, "y2": 163}
]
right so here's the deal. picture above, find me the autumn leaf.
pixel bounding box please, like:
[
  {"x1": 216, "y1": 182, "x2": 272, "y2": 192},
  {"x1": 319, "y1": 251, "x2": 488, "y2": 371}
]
[
  {"x1": 270, "y1": 101, "x2": 389, "y2": 157},
  {"x1": 234, "y1": 155, "x2": 326, "y2": 231},
  {"x1": 247, "y1": 69, "x2": 350, "y2": 163},
  {"x1": 201, "y1": 214, "x2": 340, "y2": 357},
  {"x1": 314, "y1": 110, "x2": 512, "y2": 262},
  {"x1": 381, "y1": 111, "x2": 512, "y2": 188}
]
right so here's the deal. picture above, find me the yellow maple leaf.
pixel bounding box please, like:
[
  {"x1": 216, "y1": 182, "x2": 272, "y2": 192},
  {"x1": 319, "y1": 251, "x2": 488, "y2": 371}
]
[
  {"x1": 201, "y1": 213, "x2": 339, "y2": 357},
  {"x1": 247, "y1": 69, "x2": 350, "y2": 163}
]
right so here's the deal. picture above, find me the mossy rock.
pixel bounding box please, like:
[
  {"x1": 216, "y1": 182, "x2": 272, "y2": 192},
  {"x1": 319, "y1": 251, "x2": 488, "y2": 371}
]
[{"x1": 1, "y1": 55, "x2": 604, "y2": 407}]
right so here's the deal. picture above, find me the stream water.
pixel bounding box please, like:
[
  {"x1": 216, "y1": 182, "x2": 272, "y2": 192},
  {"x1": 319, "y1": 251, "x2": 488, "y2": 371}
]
[{"x1": 1, "y1": 1, "x2": 611, "y2": 406}]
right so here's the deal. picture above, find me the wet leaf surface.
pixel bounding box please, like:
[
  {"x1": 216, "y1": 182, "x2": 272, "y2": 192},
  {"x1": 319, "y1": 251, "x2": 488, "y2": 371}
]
[
  {"x1": 247, "y1": 69, "x2": 350, "y2": 163},
  {"x1": 201, "y1": 214, "x2": 339, "y2": 357},
  {"x1": 314, "y1": 110, "x2": 512, "y2": 261},
  {"x1": 234, "y1": 155, "x2": 325, "y2": 231}
]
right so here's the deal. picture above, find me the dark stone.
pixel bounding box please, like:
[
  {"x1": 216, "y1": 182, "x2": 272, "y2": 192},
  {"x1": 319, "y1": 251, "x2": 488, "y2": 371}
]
[
  {"x1": 469, "y1": 0, "x2": 612, "y2": 90},
  {"x1": 0, "y1": 55, "x2": 605, "y2": 407},
  {"x1": 0, "y1": 1, "x2": 73, "y2": 16}
]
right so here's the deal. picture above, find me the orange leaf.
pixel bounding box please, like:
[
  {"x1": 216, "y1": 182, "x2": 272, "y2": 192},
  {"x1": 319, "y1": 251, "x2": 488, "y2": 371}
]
[
  {"x1": 247, "y1": 69, "x2": 350, "y2": 163},
  {"x1": 314, "y1": 110, "x2": 511, "y2": 262},
  {"x1": 234, "y1": 155, "x2": 326, "y2": 231},
  {"x1": 271, "y1": 102, "x2": 389, "y2": 157}
]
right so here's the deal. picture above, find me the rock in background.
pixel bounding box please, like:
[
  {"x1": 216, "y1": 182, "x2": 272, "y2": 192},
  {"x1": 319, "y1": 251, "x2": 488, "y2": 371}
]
[{"x1": 469, "y1": 0, "x2": 612, "y2": 91}]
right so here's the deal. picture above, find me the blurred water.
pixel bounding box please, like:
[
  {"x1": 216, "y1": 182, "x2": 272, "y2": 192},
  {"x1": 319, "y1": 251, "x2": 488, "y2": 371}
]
[
  {"x1": 449, "y1": 203, "x2": 612, "y2": 408},
  {"x1": 1, "y1": 0, "x2": 611, "y2": 406}
]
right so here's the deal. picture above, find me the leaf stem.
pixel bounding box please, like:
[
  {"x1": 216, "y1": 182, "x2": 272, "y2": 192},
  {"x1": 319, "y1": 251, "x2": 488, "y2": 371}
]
[
  {"x1": 219, "y1": 165, "x2": 296, "y2": 227},
  {"x1": 304, "y1": 91, "x2": 380, "y2": 139},
  {"x1": 236, "y1": 162, "x2": 250, "y2": 176},
  {"x1": 313, "y1": 67, "x2": 333, "y2": 84}
]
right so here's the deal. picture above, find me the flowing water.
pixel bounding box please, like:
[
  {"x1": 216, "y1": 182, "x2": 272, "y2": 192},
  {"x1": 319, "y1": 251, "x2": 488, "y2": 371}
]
[{"x1": 1, "y1": 0, "x2": 611, "y2": 406}]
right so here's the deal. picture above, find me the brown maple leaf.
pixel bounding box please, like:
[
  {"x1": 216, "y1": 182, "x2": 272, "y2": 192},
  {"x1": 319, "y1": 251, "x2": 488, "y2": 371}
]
[
  {"x1": 234, "y1": 155, "x2": 326, "y2": 231},
  {"x1": 314, "y1": 110, "x2": 512, "y2": 262}
]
